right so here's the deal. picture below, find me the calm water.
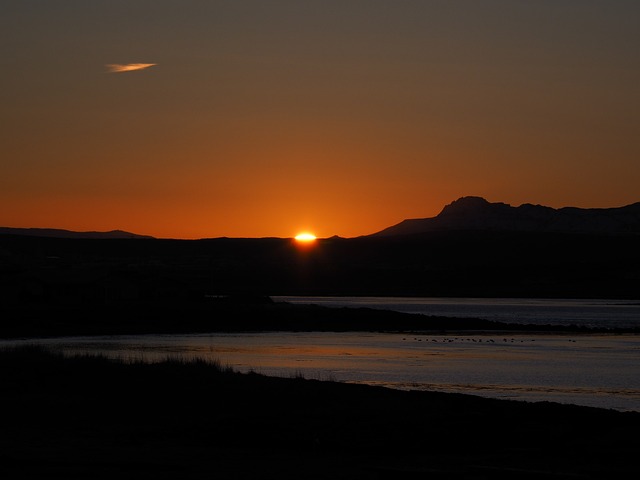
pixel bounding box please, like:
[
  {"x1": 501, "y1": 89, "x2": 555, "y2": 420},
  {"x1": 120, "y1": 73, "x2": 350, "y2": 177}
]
[
  {"x1": 274, "y1": 296, "x2": 640, "y2": 329},
  {"x1": 4, "y1": 298, "x2": 638, "y2": 411},
  {"x1": 4, "y1": 330, "x2": 639, "y2": 412}
]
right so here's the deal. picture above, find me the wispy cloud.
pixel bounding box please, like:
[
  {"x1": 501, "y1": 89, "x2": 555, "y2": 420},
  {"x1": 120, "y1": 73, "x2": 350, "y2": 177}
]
[{"x1": 106, "y1": 63, "x2": 157, "y2": 73}]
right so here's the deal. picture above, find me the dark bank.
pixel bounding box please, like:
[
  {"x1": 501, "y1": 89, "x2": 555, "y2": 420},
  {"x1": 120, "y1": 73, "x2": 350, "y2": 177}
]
[{"x1": 2, "y1": 346, "x2": 638, "y2": 479}]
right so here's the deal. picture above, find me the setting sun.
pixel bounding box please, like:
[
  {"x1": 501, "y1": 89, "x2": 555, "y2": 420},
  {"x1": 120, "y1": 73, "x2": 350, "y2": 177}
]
[{"x1": 294, "y1": 232, "x2": 317, "y2": 242}]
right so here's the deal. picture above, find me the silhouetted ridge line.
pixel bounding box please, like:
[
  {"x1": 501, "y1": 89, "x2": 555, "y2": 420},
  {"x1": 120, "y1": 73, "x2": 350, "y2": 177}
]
[
  {"x1": 0, "y1": 227, "x2": 154, "y2": 239},
  {"x1": 372, "y1": 196, "x2": 640, "y2": 236}
]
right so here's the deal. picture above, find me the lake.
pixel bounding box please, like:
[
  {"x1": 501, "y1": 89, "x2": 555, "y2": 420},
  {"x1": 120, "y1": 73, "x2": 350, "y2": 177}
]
[
  {"x1": 4, "y1": 329, "x2": 638, "y2": 412},
  {"x1": 274, "y1": 296, "x2": 640, "y2": 329},
  {"x1": 3, "y1": 297, "x2": 638, "y2": 411}
]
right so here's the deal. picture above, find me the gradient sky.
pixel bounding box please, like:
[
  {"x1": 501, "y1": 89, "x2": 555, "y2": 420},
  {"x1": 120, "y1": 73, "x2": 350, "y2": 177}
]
[{"x1": 2, "y1": 1, "x2": 639, "y2": 238}]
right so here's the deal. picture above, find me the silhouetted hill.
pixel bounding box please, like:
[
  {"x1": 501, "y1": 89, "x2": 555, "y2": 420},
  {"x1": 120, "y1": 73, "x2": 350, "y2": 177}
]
[
  {"x1": 0, "y1": 227, "x2": 153, "y2": 239},
  {"x1": 373, "y1": 196, "x2": 640, "y2": 236},
  {"x1": 1, "y1": 231, "x2": 639, "y2": 302}
]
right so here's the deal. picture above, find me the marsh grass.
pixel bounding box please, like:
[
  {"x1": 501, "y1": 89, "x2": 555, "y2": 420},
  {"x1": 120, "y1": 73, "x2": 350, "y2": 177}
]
[
  {"x1": 1, "y1": 344, "x2": 234, "y2": 372},
  {"x1": 289, "y1": 369, "x2": 337, "y2": 382},
  {"x1": 149, "y1": 353, "x2": 235, "y2": 374},
  {"x1": 289, "y1": 369, "x2": 306, "y2": 380},
  {"x1": 0, "y1": 344, "x2": 238, "y2": 375},
  {"x1": 1, "y1": 344, "x2": 639, "y2": 479}
]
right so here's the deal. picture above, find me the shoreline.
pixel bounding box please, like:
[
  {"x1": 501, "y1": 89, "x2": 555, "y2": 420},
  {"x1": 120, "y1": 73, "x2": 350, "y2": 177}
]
[
  {"x1": 2, "y1": 346, "x2": 639, "y2": 479},
  {"x1": 5, "y1": 329, "x2": 637, "y2": 414},
  {"x1": 2, "y1": 297, "x2": 638, "y2": 339}
]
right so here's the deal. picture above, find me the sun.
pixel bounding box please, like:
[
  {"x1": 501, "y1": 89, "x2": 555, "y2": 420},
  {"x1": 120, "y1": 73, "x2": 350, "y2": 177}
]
[{"x1": 294, "y1": 232, "x2": 317, "y2": 242}]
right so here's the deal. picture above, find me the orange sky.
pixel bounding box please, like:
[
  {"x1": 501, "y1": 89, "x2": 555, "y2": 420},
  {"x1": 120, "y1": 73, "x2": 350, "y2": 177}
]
[{"x1": 2, "y1": 1, "x2": 639, "y2": 238}]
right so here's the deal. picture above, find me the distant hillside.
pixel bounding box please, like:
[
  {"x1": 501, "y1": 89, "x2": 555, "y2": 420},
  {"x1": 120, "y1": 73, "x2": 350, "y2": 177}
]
[
  {"x1": 1, "y1": 228, "x2": 639, "y2": 299},
  {"x1": 373, "y1": 197, "x2": 640, "y2": 236},
  {"x1": 0, "y1": 227, "x2": 154, "y2": 239}
]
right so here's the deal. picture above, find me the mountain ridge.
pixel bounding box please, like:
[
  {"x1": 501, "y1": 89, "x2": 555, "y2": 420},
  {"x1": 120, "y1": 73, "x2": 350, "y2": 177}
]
[
  {"x1": 4, "y1": 197, "x2": 640, "y2": 239},
  {"x1": 0, "y1": 227, "x2": 154, "y2": 240},
  {"x1": 372, "y1": 196, "x2": 640, "y2": 236}
]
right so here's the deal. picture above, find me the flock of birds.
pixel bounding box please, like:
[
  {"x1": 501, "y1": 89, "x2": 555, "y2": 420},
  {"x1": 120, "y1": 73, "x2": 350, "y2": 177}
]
[{"x1": 401, "y1": 336, "x2": 578, "y2": 344}]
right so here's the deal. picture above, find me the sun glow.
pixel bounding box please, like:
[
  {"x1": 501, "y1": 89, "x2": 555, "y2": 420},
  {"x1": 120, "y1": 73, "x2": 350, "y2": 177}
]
[{"x1": 294, "y1": 232, "x2": 317, "y2": 242}]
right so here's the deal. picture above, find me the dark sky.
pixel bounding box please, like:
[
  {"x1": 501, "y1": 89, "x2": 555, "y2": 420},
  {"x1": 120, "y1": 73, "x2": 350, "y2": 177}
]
[{"x1": 2, "y1": 1, "x2": 639, "y2": 238}]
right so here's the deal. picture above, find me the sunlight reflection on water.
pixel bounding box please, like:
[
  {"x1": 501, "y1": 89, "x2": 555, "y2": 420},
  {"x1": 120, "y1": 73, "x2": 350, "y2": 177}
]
[{"x1": 4, "y1": 331, "x2": 639, "y2": 412}]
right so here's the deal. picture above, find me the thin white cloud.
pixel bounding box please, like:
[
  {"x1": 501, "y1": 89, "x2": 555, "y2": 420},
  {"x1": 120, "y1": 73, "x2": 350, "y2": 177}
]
[{"x1": 106, "y1": 63, "x2": 157, "y2": 73}]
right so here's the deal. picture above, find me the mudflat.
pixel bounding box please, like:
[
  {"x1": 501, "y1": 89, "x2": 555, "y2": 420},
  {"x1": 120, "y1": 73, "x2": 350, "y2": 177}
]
[{"x1": 1, "y1": 347, "x2": 638, "y2": 479}]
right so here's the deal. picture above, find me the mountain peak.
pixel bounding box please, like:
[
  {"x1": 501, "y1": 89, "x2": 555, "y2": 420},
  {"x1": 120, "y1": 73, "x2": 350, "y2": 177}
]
[
  {"x1": 444, "y1": 196, "x2": 490, "y2": 207},
  {"x1": 439, "y1": 196, "x2": 497, "y2": 215},
  {"x1": 372, "y1": 198, "x2": 640, "y2": 236}
]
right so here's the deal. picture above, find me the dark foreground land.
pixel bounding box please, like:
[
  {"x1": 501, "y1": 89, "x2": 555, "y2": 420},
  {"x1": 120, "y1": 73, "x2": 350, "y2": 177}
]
[
  {"x1": 1, "y1": 232, "x2": 639, "y2": 478},
  {"x1": 2, "y1": 347, "x2": 639, "y2": 480}
]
